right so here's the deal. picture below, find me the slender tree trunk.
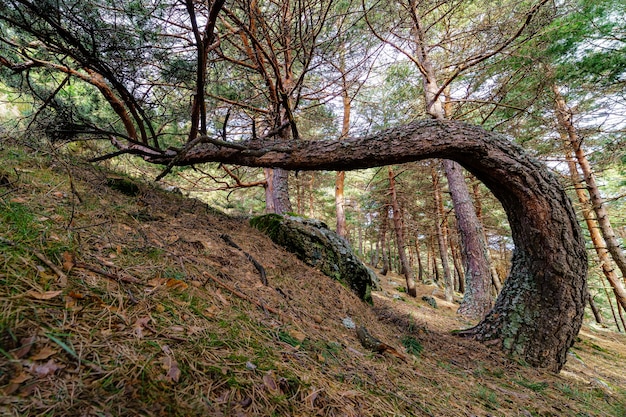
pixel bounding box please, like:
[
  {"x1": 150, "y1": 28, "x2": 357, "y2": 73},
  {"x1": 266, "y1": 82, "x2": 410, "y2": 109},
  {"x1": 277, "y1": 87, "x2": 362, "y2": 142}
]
[
  {"x1": 553, "y1": 84, "x2": 626, "y2": 283},
  {"x1": 562, "y1": 149, "x2": 626, "y2": 310},
  {"x1": 431, "y1": 164, "x2": 454, "y2": 302},
  {"x1": 335, "y1": 51, "x2": 352, "y2": 237},
  {"x1": 336, "y1": 171, "x2": 347, "y2": 236},
  {"x1": 389, "y1": 167, "x2": 417, "y2": 296},
  {"x1": 449, "y1": 231, "x2": 465, "y2": 293},
  {"x1": 587, "y1": 294, "x2": 603, "y2": 325},
  {"x1": 380, "y1": 210, "x2": 389, "y2": 276},
  {"x1": 553, "y1": 85, "x2": 626, "y2": 311},
  {"x1": 415, "y1": 238, "x2": 424, "y2": 283}
]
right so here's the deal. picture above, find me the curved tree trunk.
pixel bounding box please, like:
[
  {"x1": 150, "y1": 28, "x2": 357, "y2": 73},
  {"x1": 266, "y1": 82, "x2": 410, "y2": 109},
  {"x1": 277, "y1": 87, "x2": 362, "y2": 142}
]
[{"x1": 117, "y1": 119, "x2": 588, "y2": 371}]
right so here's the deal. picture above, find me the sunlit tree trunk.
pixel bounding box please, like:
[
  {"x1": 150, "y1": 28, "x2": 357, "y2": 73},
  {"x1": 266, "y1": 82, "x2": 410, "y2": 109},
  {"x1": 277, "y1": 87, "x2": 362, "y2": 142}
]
[{"x1": 553, "y1": 84, "x2": 626, "y2": 310}]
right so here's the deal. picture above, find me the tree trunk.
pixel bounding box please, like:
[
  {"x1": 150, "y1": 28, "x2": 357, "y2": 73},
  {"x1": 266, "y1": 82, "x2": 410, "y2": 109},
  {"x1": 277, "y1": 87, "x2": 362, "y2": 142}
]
[
  {"x1": 553, "y1": 84, "x2": 626, "y2": 284},
  {"x1": 552, "y1": 85, "x2": 626, "y2": 311},
  {"x1": 448, "y1": 231, "x2": 465, "y2": 294},
  {"x1": 431, "y1": 164, "x2": 454, "y2": 302},
  {"x1": 264, "y1": 167, "x2": 292, "y2": 214},
  {"x1": 415, "y1": 238, "x2": 424, "y2": 283},
  {"x1": 389, "y1": 167, "x2": 417, "y2": 297},
  {"x1": 336, "y1": 171, "x2": 347, "y2": 237},
  {"x1": 563, "y1": 150, "x2": 626, "y2": 310},
  {"x1": 380, "y1": 210, "x2": 389, "y2": 276},
  {"x1": 119, "y1": 119, "x2": 588, "y2": 371},
  {"x1": 444, "y1": 160, "x2": 494, "y2": 318}
]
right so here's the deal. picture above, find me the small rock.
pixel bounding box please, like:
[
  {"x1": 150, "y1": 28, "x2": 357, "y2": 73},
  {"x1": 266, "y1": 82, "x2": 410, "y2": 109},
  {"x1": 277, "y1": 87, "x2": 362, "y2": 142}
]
[
  {"x1": 421, "y1": 295, "x2": 438, "y2": 309},
  {"x1": 342, "y1": 317, "x2": 356, "y2": 329}
]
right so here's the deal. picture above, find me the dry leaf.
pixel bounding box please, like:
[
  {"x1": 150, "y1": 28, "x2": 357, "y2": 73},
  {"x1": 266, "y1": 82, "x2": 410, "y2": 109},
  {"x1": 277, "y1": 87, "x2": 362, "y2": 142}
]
[
  {"x1": 147, "y1": 277, "x2": 167, "y2": 287},
  {"x1": 5, "y1": 373, "x2": 30, "y2": 396},
  {"x1": 61, "y1": 252, "x2": 75, "y2": 271},
  {"x1": 163, "y1": 357, "x2": 181, "y2": 383},
  {"x1": 30, "y1": 346, "x2": 57, "y2": 361},
  {"x1": 68, "y1": 291, "x2": 85, "y2": 299},
  {"x1": 26, "y1": 290, "x2": 62, "y2": 300},
  {"x1": 10, "y1": 373, "x2": 32, "y2": 384},
  {"x1": 289, "y1": 330, "x2": 307, "y2": 343},
  {"x1": 205, "y1": 305, "x2": 219, "y2": 317},
  {"x1": 263, "y1": 372, "x2": 279, "y2": 392},
  {"x1": 133, "y1": 316, "x2": 151, "y2": 339},
  {"x1": 13, "y1": 336, "x2": 36, "y2": 359},
  {"x1": 166, "y1": 278, "x2": 188, "y2": 290},
  {"x1": 30, "y1": 359, "x2": 65, "y2": 377}
]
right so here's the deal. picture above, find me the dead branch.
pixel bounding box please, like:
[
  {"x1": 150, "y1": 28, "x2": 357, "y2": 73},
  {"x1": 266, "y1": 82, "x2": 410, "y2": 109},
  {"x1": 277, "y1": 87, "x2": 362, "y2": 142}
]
[
  {"x1": 202, "y1": 271, "x2": 284, "y2": 319},
  {"x1": 219, "y1": 234, "x2": 268, "y2": 285}
]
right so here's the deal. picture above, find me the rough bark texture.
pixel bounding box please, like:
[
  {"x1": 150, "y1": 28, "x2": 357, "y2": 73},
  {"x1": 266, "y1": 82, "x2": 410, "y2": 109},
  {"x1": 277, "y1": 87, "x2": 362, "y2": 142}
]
[
  {"x1": 444, "y1": 160, "x2": 494, "y2": 319},
  {"x1": 263, "y1": 167, "x2": 292, "y2": 214},
  {"x1": 118, "y1": 119, "x2": 588, "y2": 371}
]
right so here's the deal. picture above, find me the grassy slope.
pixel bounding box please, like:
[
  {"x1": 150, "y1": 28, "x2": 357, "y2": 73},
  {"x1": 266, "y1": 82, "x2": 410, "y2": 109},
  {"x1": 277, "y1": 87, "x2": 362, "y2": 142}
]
[{"x1": 0, "y1": 139, "x2": 625, "y2": 417}]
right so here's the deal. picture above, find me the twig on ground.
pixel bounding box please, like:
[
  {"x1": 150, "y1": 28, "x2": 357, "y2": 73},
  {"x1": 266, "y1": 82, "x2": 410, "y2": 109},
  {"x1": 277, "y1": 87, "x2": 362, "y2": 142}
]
[
  {"x1": 1, "y1": 236, "x2": 67, "y2": 286},
  {"x1": 202, "y1": 271, "x2": 285, "y2": 320},
  {"x1": 74, "y1": 262, "x2": 143, "y2": 285},
  {"x1": 219, "y1": 233, "x2": 268, "y2": 285}
]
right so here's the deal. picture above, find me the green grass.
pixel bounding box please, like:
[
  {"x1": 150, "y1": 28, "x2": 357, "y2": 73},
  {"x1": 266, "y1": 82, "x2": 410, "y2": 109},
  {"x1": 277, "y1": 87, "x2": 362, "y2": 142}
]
[
  {"x1": 514, "y1": 376, "x2": 549, "y2": 392},
  {"x1": 401, "y1": 335, "x2": 424, "y2": 357}
]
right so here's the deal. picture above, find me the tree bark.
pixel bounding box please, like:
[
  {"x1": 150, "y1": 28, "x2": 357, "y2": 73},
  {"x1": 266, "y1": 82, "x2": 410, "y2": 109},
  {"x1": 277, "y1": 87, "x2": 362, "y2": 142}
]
[
  {"x1": 335, "y1": 171, "x2": 347, "y2": 237},
  {"x1": 379, "y1": 210, "x2": 389, "y2": 276},
  {"x1": 444, "y1": 160, "x2": 494, "y2": 318},
  {"x1": 116, "y1": 118, "x2": 588, "y2": 371},
  {"x1": 264, "y1": 167, "x2": 292, "y2": 214}
]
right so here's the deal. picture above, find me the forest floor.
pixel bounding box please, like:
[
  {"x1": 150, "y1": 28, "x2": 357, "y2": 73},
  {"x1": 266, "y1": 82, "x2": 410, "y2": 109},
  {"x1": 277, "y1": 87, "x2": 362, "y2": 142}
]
[{"x1": 1, "y1": 138, "x2": 625, "y2": 417}]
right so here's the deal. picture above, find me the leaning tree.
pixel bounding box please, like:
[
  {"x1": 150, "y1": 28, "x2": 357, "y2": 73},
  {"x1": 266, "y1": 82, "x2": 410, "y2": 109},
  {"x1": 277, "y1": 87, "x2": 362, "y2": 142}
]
[{"x1": 114, "y1": 119, "x2": 588, "y2": 371}]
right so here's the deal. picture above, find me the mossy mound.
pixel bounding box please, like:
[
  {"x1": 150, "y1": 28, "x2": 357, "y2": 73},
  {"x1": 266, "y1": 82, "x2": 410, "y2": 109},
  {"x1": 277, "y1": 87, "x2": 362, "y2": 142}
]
[{"x1": 251, "y1": 214, "x2": 376, "y2": 303}]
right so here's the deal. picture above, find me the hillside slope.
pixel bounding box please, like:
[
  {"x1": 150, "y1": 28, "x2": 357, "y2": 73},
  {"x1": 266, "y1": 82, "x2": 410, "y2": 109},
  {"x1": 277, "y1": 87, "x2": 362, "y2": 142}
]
[{"x1": 1, "y1": 139, "x2": 625, "y2": 416}]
